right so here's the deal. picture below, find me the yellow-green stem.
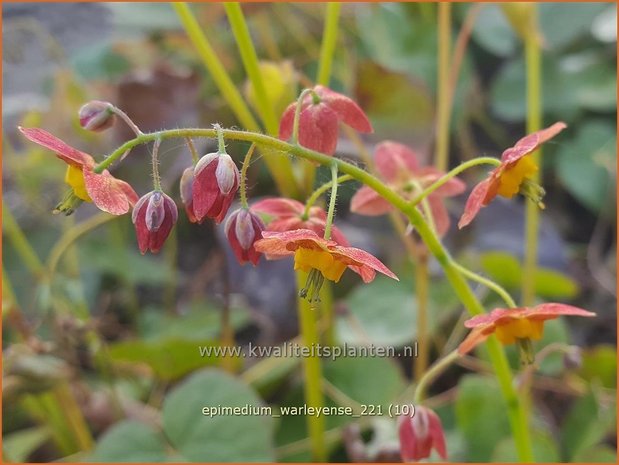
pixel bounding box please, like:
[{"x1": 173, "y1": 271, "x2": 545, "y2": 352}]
[
  {"x1": 296, "y1": 270, "x2": 327, "y2": 461},
  {"x1": 316, "y1": 3, "x2": 341, "y2": 86},
  {"x1": 452, "y1": 262, "x2": 517, "y2": 308},
  {"x1": 323, "y1": 163, "x2": 339, "y2": 240},
  {"x1": 172, "y1": 2, "x2": 297, "y2": 198},
  {"x1": 224, "y1": 2, "x2": 278, "y2": 134},
  {"x1": 303, "y1": 175, "x2": 353, "y2": 219},
  {"x1": 3, "y1": 203, "x2": 46, "y2": 278},
  {"x1": 319, "y1": 281, "x2": 335, "y2": 346},
  {"x1": 435, "y1": 2, "x2": 452, "y2": 172},
  {"x1": 414, "y1": 251, "x2": 430, "y2": 382},
  {"x1": 414, "y1": 350, "x2": 460, "y2": 404},
  {"x1": 523, "y1": 8, "x2": 541, "y2": 306},
  {"x1": 239, "y1": 143, "x2": 257, "y2": 209}
]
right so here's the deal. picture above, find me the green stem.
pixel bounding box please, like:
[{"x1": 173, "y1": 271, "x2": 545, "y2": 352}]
[
  {"x1": 303, "y1": 175, "x2": 353, "y2": 219},
  {"x1": 316, "y1": 3, "x2": 341, "y2": 86},
  {"x1": 296, "y1": 271, "x2": 327, "y2": 462},
  {"x1": 414, "y1": 350, "x2": 460, "y2": 404},
  {"x1": 214, "y1": 123, "x2": 226, "y2": 154},
  {"x1": 111, "y1": 105, "x2": 142, "y2": 136},
  {"x1": 96, "y1": 126, "x2": 533, "y2": 460},
  {"x1": 292, "y1": 89, "x2": 314, "y2": 145},
  {"x1": 522, "y1": 7, "x2": 541, "y2": 307},
  {"x1": 224, "y1": 2, "x2": 278, "y2": 135},
  {"x1": 412, "y1": 156, "x2": 501, "y2": 205},
  {"x1": 323, "y1": 164, "x2": 339, "y2": 240},
  {"x1": 186, "y1": 137, "x2": 200, "y2": 165},
  {"x1": 151, "y1": 138, "x2": 162, "y2": 191},
  {"x1": 172, "y1": 2, "x2": 298, "y2": 198},
  {"x1": 435, "y1": 2, "x2": 452, "y2": 172},
  {"x1": 2, "y1": 203, "x2": 46, "y2": 278},
  {"x1": 452, "y1": 262, "x2": 517, "y2": 308},
  {"x1": 414, "y1": 252, "x2": 430, "y2": 382},
  {"x1": 239, "y1": 144, "x2": 257, "y2": 209}
]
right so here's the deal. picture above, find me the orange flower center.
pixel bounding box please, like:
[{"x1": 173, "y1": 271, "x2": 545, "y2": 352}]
[
  {"x1": 496, "y1": 156, "x2": 538, "y2": 198},
  {"x1": 293, "y1": 247, "x2": 347, "y2": 282},
  {"x1": 64, "y1": 166, "x2": 92, "y2": 202},
  {"x1": 494, "y1": 317, "x2": 544, "y2": 345}
]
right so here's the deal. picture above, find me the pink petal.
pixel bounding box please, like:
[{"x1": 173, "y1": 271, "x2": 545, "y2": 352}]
[
  {"x1": 19, "y1": 127, "x2": 95, "y2": 168},
  {"x1": 114, "y1": 178, "x2": 139, "y2": 206},
  {"x1": 427, "y1": 408, "x2": 447, "y2": 459},
  {"x1": 314, "y1": 85, "x2": 373, "y2": 133},
  {"x1": 464, "y1": 308, "x2": 525, "y2": 328},
  {"x1": 254, "y1": 229, "x2": 334, "y2": 257},
  {"x1": 501, "y1": 122, "x2": 567, "y2": 165},
  {"x1": 350, "y1": 185, "x2": 393, "y2": 216},
  {"x1": 457, "y1": 178, "x2": 493, "y2": 229},
  {"x1": 427, "y1": 196, "x2": 450, "y2": 237},
  {"x1": 83, "y1": 169, "x2": 135, "y2": 215},
  {"x1": 526, "y1": 303, "x2": 596, "y2": 320},
  {"x1": 252, "y1": 197, "x2": 305, "y2": 218},
  {"x1": 278, "y1": 103, "x2": 297, "y2": 142},
  {"x1": 298, "y1": 104, "x2": 339, "y2": 155},
  {"x1": 331, "y1": 246, "x2": 399, "y2": 282},
  {"x1": 374, "y1": 141, "x2": 420, "y2": 182},
  {"x1": 458, "y1": 327, "x2": 490, "y2": 355}
]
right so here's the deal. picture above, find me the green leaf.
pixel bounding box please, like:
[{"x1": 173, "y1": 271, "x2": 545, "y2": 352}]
[
  {"x1": 556, "y1": 121, "x2": 617, "y2": 212},
  {"x1": 561, "y1": 389, "x2": 617, "y2": 460},
  {"x1": 3, "y1": 426, "x2": 50, "y2": 463},
  {"x1": 71, "y1": 43, "x2": 130, "y2": 81},
  {"x1": 579, "y1": 345, "x2": 617, "y2": 389},
  {"x1": 323, "y1": 356, "x2": 405, "y2": 407},
  {"x1": 539, "y1": 3, "x2": 608, "y2": 50},
  {"x1": 108, "y1": 338, "x2": 221, "y2": 381},
  {"x1": 162, "y1": 369, "x2": 275, "y2": 462},
  {"x1": 471, "y1": 5, "x2": 518, "y2": 57},
  {"x1": 573, "y1": 445, "x2": 617, "y2": 463},
  {"x1": 492, "y1": 429, "x2": 560, "y2": 461},
  {"x1": 479, "y1": 251, "x2": 580, "y2": 299},
  {"x1": 455, "y1": 375, "x2": 511, "y2": 461},
  {"x1": 89, "y1": 420, "x2": 167, "y2": 462}
]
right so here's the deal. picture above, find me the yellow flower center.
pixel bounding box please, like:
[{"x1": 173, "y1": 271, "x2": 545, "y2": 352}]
[
  {"x1": 294, "y1": 248, "x2": 347, "y2": 282},
  {"x1": 64, "y1": 166, "x2": 92, "y2": 202},
  {"x1": 495, "y1": 317, "x2": 544, "y2": 345},
  {"x1": 496, "y1": 156, "x2": 538, "y2": 198}
]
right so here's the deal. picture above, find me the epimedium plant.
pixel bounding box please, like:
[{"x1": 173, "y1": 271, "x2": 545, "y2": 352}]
[{"x1": 19, "y1": 82, "x2": 596, "y2": 462}]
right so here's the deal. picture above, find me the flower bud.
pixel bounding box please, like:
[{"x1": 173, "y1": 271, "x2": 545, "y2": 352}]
[
  {"x1": 132, "y1": 190, "x2": 178, "y2": 254},
  {"x1": 398, "y1": 406, "x2": 447, "y2": 461},
  {"x1": 179, "y1": 166, "x2": 199, "y2": 223},
  {"x1": 78, "y1": 100, "x2": 115, "y2": 132},
  {"x1": 225, "y1": 208, "x2": 265, "y2": 266},
  {"x1": 192, "y1": 152, "x2": 240, "y2": 224}
]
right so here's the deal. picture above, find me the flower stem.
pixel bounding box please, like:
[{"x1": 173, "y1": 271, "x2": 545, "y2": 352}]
[
  {"x1": 110, "y1": 105, "x2": 142, "y2": 136},
  {"x1": 303, "y1": 174, "x2": 353, "y2": 219},
  {"x1": 452, "y1": 262, "x2": 517, "y2": 308},
  {"x1": 323, "y1": 163, "x2": 339, "y2": 240},
  {"x1": 435, "y1": 2, "x2": 452, "y2": 172},
  {"x1": 411, "y1": 156, "x2": 501, "y2": 205},
  {"x1": 316, "y1": 3, "x2": 341, "y2": 86},
  {"x1": 239, "y1": 143, "x2": 257, "y2": 209},
  {"x1": 2, "y1": 202, "x2": 46, "y2": 278},
  {"x1": 414, "y1": 350, "x2": 460, "y2": 404},
  {"x1": 224, "y1": 2, "x2": 278, "y2": 135},
  {"x1": 296, "y1": 270, "x2": 327, "y2": 462},
  {"x1": 214, "y1": 123, "x2": 227, "y2": 154},
  {"x1": 292, "y1": 88, "x2": 314, "y2": 145},
  {"x1": 99, "y1": 127, "x2": 533, "y2": 460},
  {"x1": 414, "y1": 249, "x2": 430, "y2": 382},
  {"x1": 185, "y1": 137, "x2": 200, "y2": 165},
  {"x1": 151, "y1": 137, "x2": 162, "y2": 191},
  {"x1": 522, "y1": 6, "x2": 542, "y2": 307}
]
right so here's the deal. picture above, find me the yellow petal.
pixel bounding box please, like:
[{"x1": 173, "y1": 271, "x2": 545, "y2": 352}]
[
  {"x1": 294, "y1": 248, "x2": 347, "y2": 282},
  {"x1": 495, "y1": 317, "x2": 545, "y2": 345},
  {"x1": 64, "y1": 165, "x2": 92, "y2": 202},
  {"x1": 497, "y1": 156, "x2": 538, "y2": 198}
]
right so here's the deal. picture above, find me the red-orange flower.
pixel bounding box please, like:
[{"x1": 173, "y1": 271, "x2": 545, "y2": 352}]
[
  {"x1": 252, "y1": 197, "x2": 349, "y2": 246},
  {"x1": 279, "y1": 85, "x2": 373, "y2": 155},
  {"x1": 398, "y1": 407, "x2": 447, "y2": 461},
  {"x1": 19, "y1": 127, "x2": 138, "y2": 215},
  {"x1": 458, "y1": 303, "x2": 595, "y2": 355},
  {"x1": 254, "y1": 229, "x2": 397, "y2": 302},
  {"x1": 351, "y1": 141, "x2": 465, "y2": 236},
  {"x1": 458, "y1": 122, "x2": 567, "y2": 228}
]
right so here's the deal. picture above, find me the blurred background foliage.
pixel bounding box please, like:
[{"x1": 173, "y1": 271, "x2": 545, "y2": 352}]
[{"x1": 2, "y1": 2, "x2": 616, "y2": 462}]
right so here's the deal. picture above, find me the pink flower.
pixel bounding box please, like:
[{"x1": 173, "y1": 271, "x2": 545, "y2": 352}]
[
  {"x1": 18, "y1": 127, "x2": 138, "y2": 215},
  {"x1": 192, "y1": 152, "x2": 240, "y2": 224},
  {"x1": 254, "y1": 229, "x2": 398, "y2": 284},
  {"x1": 252, "y1": 197, "x2": 349, "y2": 246},
  {"x1": 279, "y1": 85, "x2": 373, "y2": 155},
  {"x1": 132, "y1": 190, "x2": 178, "y2": 254},
  {"x1": 225, "y1": 208, "x2": 265, "y2": 266},
  {"x1": 179, "y1": 166, "x2": 199, "y2": 223},
  {"x1": 458, "y1": 303, "x2": 595, "y2": 355},
  {"x1": 78, "y1": 100, "x2": 115, "y2": 132},
  {"x1": 351, "y1": 141, "x2": 465, "y2": 236},
  {"x1": 458, "y1": 122, "x2": 567, "y2": 228},
  {"x1": 398, "y1": 406, "x2": 447, "y2": 461}
]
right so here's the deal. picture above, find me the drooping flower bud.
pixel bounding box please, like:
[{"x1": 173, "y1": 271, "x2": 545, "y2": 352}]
[
  {"x1": 78, "y1": 100, "x2": 115, "y2": 132},
  {"x1": 225, "y1": 208, "x2": 265, "y2": 266},
  {"x1": 179, "y1": 166, "x2": 199, "y2": 223},
  {"x1": 132, "y1": 190, "x2": 178, "y2": 254},
  {"x1": 398, "y1": 406, "x2": 447, "y2": 462},
  {"x1": 192, "y1": 152, "x2": 240, "y2": 224}
]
